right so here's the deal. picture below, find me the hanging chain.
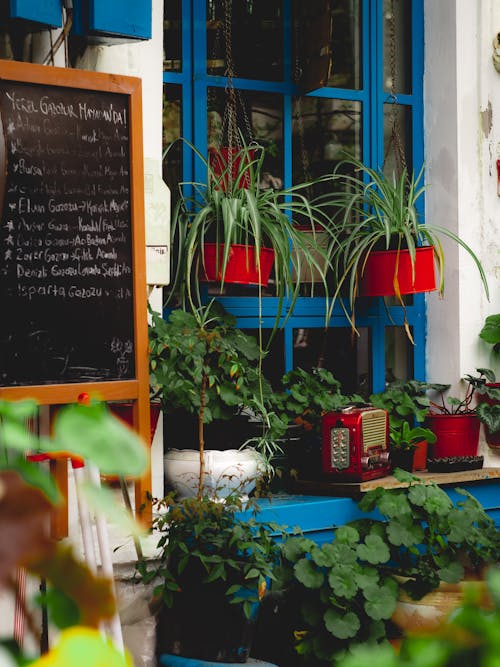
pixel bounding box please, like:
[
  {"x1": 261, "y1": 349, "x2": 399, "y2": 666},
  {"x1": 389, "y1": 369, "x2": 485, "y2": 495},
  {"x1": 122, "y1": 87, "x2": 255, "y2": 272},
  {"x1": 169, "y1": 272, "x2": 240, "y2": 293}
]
[
  {"x1": 384, "y1": 0, "x2": 407, "y2": 175},
  {"x1": 293, "y1": 9, "x2": 312, "y2": 190}
]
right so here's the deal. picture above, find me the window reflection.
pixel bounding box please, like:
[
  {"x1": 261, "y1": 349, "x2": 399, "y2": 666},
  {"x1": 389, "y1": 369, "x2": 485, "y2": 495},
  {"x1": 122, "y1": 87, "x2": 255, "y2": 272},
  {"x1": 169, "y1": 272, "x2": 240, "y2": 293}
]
[
  {"x1": 163, "y1": 0, "x2": 182, "y2": 72},
  {"x1": 385, "y1": 326, "x2": 413, "y2": 383}
]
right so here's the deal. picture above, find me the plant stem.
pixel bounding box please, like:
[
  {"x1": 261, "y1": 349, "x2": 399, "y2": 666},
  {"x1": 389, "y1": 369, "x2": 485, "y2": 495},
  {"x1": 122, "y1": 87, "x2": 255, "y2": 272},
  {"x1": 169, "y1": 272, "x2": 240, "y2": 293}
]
[{"x1": 198, "y1": 372, "x2": 207, "y2": 500}]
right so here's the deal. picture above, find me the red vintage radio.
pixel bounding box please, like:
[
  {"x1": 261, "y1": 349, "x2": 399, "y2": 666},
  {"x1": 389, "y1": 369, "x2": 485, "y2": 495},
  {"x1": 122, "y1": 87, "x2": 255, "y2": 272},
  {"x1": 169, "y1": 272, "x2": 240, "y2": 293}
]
[{"x1": 322, "y1": 406, "x2": 391, "y2": 481}]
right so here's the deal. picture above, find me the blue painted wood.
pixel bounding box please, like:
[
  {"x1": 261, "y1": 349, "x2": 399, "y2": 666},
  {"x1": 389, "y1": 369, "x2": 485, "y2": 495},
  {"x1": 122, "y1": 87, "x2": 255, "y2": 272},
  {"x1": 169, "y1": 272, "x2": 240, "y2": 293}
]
[
  {"x1": 9, "y1": 0, "x2": 61, "y2": 27},
  {"x1": 160, "y1": 656, "x2": 278, "y2": 667},
  {"x1": 88, "y1": 0, "x2": 151, "y2": 39}
]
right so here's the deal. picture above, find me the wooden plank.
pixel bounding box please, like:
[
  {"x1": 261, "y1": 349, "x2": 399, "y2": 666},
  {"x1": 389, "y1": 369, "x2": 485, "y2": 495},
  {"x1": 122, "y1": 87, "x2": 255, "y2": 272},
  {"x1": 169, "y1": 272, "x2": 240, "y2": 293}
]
[{"x1": 289, "y1": 468, "x2": 500, "y2": 498}]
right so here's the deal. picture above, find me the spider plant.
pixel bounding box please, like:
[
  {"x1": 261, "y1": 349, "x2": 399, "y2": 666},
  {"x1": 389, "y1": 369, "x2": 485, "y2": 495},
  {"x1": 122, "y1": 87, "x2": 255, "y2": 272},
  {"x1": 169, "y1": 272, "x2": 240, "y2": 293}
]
[
  {"x1": 325, "y1": 155, "x2": 489, "y2": 337},
  {"x1": 165, "y1": 137, "x2": 339, "y2": 331}
]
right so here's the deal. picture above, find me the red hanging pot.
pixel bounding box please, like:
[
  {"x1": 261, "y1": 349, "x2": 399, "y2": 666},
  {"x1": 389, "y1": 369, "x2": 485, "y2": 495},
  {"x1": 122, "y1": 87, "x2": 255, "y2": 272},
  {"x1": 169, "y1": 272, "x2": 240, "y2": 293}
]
[
  {"x1": 209, "y1": 147, "x2": 255, "y2": 191},
  {"x1": 424, "y1": 413, "x2": 480, "y2": 458},
  {"x1": 359, "y1": 246, "x2": 437, "y2": 297},
  {"x1": 200, "y1": 243, "x2": 275, "y2": 287}
]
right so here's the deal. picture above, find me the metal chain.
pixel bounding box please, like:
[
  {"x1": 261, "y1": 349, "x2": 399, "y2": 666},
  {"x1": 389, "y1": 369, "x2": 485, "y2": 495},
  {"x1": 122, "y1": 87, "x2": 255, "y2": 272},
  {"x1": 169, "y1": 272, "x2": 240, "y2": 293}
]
[
  {"x1": 384, "y1": 0, "x2": 407, "y2": 175},
  {"x1": 293, "y1": 10, "x2": 312, "y2": 188}
]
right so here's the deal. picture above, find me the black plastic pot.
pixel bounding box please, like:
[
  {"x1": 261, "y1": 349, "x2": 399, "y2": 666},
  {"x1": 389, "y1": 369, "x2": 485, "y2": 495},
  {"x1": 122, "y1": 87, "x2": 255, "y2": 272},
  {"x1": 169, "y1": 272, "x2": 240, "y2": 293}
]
[{"x1": 390, "y1": 448, "x2": 415, "y2": 472}]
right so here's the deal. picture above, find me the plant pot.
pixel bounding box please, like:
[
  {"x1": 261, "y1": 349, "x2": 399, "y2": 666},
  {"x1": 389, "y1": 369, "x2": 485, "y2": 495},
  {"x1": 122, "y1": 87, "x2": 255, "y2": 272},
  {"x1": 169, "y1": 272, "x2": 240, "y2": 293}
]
[
  {"x1": 200, "y1": 243, "x2": 275, "y2": 287},
  {"x1": 412, "y1": 439, "x2": 428, "y2": 471},
  {"x1": 392, "y1": 578, "x2": 490, "y2": 634},
  {"x1": 163, "y1": 448, "x2": 265, "y2": 500},
  {"x1": 424, "y1": 413, "x2": 480, "y2": 459},
  {"x1": 108, "y1": 401, "x2": 162, "y2": 444},
  {"x1": 390, "y1": 448, "x2": 414, "y2": 472},
  {"x1": 359, "y1": 246, "x2": 437, "y2": 297},
  {"x1": 156, "y1": 560, "x2": 261, "y2": 663},
  {"x1": 209, "y1": 147, "x2": 255, "y2": 191},
  {"x1": 477, "y1": 382, "x2": 500, "y2": 448}
]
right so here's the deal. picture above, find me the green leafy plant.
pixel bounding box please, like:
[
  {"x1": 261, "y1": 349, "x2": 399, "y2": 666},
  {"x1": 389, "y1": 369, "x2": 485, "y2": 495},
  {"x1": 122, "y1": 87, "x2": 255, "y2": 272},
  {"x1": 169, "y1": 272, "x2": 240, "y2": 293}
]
[
  {"x1": 137, "y1": 493, "x2": 285, "y2": 662},
  {"x1": 338, "y1": 567, "x2": 500, "y2": 667},
  {"x1": 388, "y1": 421, "x2": 436, "y2": 452},
  {"x1": 165, "y1": 137, "x2": 338, "y2": 327},
  {"x1": 0, "y1": 398, "x2": 146, "y2": 665},
  {"x1": 272, "y1": 471, "x2": 500, "y2": 664},
  {"x1": 427, "y1": 368, "x2": 500, "y2": 436},
  {"x1": 326, "y1": 155, "x2": 489, "y2": 339},
  {"x1": 275, "y1": 523, "x2": 399, "y2": 663},
  {"x1": 370, "y1": 379, "x2": 449, "y2": 430},
  {"x1": 149, "y1": 301, "x2": 283, "y2": 486},
  {"x1": 357, "y1": 470, "x2": 500, "y2": 599},
  {"x1": 271, "y1": 367, "x2": 363, "y2": 434},
  {"x1": 479, "y1": 313, "x2": 500, "y2": 353}
]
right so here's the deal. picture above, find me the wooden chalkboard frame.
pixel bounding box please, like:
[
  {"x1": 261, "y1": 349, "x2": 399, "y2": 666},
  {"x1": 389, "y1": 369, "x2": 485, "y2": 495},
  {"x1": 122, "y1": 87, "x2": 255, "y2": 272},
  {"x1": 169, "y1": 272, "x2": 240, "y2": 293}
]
[{"x1": 0, "y1": 60, "x2": 152, "y2": 523}]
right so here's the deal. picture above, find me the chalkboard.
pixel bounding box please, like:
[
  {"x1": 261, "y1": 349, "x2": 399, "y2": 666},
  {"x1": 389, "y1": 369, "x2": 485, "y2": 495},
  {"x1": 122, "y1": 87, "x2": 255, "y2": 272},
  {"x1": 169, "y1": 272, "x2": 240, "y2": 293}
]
[{"x1": 0, "y1": 70, "x2": 138, "y2": 386}]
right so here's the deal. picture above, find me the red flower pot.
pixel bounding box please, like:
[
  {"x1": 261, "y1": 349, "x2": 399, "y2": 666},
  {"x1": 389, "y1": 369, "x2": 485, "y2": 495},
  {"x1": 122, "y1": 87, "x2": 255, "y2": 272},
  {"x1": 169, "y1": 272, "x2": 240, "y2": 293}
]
[
  {"x1": 359, "y1": 246, "x2": 437, "y2": 297},
  {"x1": 424, "y1": 413, "x2": 480, "y2": 459},
  {"x1": 200, "y1": 243, "x2": 275, "y2": 287},
  {"x1": 209, "y1": 147, "x2": 255, "y2": 191},
  {"x1": 412, "y1": 439, "x2": 428, "y2": 471}
]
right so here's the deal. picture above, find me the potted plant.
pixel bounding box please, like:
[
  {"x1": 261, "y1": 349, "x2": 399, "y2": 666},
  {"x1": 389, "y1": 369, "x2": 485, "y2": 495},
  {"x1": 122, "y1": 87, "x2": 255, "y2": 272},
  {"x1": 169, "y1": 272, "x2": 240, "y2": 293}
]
[
  {"x1": 138, "y1": 493, "x2": 285, "y2": 664},
  {"x1": 326, "y1": 156, "x2": 489, "y2": 341},
  {"x1": 165, "y1": 138, "x2": 337, "y2": 325},
  {"x1": 370, "y1": 379, "x2": 447, "y2": 471},
  {"x1": 478, "y1": 317, "x2": 500, "y2": 447},
  {"x1": 149, "y1": 300, "x2": 282, "y2": 499},
  {"x1": 269, "y1": 367, "x2": 363, "y2": 481},
  {"x1": 388, "y1": 421, "x2": 436, "y2": 472},
  {"x1": 425, "y1": 369, "x2": 500, "y2": 464}
]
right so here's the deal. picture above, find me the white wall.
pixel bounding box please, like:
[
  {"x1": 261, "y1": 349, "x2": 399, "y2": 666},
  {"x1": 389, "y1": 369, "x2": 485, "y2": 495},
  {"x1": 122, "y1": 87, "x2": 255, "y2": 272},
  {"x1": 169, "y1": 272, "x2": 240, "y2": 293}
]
[
  {"x1": 425, "y1": 0, "x2": 500, "y2": 383},
  {"x1": 424, "y1": 0, "x2": 500, "y2": 460}
]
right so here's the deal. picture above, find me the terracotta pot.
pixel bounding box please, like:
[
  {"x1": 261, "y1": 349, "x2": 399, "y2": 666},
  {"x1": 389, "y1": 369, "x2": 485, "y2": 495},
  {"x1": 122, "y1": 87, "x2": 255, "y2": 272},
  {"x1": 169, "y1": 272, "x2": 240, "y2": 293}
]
[
  {"x1": 424, "y1": 413, "x2": 480, "y2": 458},
  {"x1": 359, "y1": 246, "x2": 437, "y2": 297},
  {"x1": 392, "y1": 578, "x2": 490, "y2": 634},
  {"x1": 200, "y1": 243, "x2": 275, "y2": 287},
  {"x1": 412, "y1": 439, "x2": 428, "y2": 471}
]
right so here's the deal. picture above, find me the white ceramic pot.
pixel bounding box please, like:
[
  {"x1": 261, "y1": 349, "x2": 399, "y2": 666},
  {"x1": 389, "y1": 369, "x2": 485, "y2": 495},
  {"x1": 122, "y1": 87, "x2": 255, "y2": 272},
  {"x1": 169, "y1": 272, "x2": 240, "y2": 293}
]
[{"x1": 163, "y1": 448, "x2": 265, "y2": 499}]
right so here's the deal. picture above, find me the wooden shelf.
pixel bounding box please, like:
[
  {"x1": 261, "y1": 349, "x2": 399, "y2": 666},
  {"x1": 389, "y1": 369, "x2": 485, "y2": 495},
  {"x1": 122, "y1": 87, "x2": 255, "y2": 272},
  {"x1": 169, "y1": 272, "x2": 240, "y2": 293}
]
[{"x1": 289, "y1": 467, "x2": 500, "y2": 498}]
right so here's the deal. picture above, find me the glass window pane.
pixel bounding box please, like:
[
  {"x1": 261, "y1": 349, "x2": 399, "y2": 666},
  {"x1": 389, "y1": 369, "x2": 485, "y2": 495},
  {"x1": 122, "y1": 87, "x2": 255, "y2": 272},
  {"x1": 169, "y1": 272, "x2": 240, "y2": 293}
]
[
  {"x1": 329, "y1": 0, "x2": 362, "y2": 89},
  {"x1": 383, "y1": 0, "x2": 411, "y2": 94},
  {"x1": 292, "y1": 327, "x2": 370, "y2": 395},
  {"x1": 385, "y1": 326, "x2": 413, "y2": 382},
  {"x1": 162, "y1": 84, "x2": 182, "y2": 202},
  {"x1": 292, "y1": 97, "x2": 361, "y2": 184},
  {"x1": 206, "y1": 0, "x2": 283, "y2": 81},
  {"x1": 163, "y1": 0, "x2": 182, "y2": 72},
  {"x1": 383, "y1": 103, "x2": 412, "y2": 175}
]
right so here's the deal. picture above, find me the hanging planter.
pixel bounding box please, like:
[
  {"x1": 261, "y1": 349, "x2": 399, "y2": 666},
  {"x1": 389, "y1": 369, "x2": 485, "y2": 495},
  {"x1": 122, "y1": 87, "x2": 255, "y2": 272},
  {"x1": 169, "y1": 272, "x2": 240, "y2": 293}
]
[
  {"x1": 200, "y1": 243, "x2": 275, "y2": 287},
  {"x1": 209, "y1": 147, "x2": 255, "y2": 191},
  {"x1": 359, "y1": 245, "x2": 437, "y2": 297}
]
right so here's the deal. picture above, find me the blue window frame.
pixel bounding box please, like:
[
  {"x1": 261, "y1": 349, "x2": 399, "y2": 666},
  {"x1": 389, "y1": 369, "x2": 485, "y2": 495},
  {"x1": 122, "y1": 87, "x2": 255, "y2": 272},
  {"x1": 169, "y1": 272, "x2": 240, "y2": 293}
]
[{"x1": 163, "y1": 0, "x2": 425, "y2": 394}]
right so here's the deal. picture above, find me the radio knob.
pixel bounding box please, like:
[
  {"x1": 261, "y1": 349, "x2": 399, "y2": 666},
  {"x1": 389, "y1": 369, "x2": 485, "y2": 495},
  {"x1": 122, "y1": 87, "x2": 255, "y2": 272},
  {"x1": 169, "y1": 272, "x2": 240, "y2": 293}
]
[
  {"x1": 361, "y1": 456, "x2": 374, "y2": 470},
  {"x1": 379, "y1": 452, "x2": 390, "y2": 464}
]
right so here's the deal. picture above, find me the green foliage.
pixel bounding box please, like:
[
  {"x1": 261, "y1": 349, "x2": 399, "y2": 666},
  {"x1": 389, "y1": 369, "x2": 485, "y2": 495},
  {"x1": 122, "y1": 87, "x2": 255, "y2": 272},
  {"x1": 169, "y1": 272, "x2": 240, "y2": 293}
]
[
  {"x1": 479, "y1": 313, "x2": 500, "y2": 352},
  {"x1": 358, "y1": 471, "x2": 500, "y2": 598},
  {"x1": 389, "y1": 422, "x2": 436, "y2": 452},
  {"x1": 166, "y1": 137, "x2": 338, "y2": 325},
  {"x1": 338, "y1": 567, "x2": 500, "y2": 667},
  {"x1": 270, "y1": 367, "x2": 363, "y2": 433},
  {"x1": 370, "y1": 380, "x2": 449, "y2": 429},
  {"x1": 326, "y1": 155, "x2": 489, "y2": 337},
  {"x1": 138, "y1": 494, "x2": 285, "y2": 619},
  {"x1": 275, "y1": 526, "x2": 398, "y2": 663}
]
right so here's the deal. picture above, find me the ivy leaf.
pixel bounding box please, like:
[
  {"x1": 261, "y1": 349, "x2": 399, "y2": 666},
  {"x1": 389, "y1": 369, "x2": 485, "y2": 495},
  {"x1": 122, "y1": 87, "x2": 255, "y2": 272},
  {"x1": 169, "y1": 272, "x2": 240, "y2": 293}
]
[
  {"x1": 323, "y1": 609, "x2": 360, "y2": 639},
  {"x1": 437, "y1": 560, "x2": 464, "y2": 583},
  {"x1": 294, "y1": 558, "x2": 324, "y2": 589},
  {"x1": 377, "y1": 492, "x2": 411, "y2": 517},
  {"x1": 335, "y1": 525, "x2": 360, "y2": 545},
  {"x1": 281, "y1": 536, "x2": 313, "y2": 563},
  {"x1": 356, "y1": 567, "x2": 379, "y2": 590}
]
